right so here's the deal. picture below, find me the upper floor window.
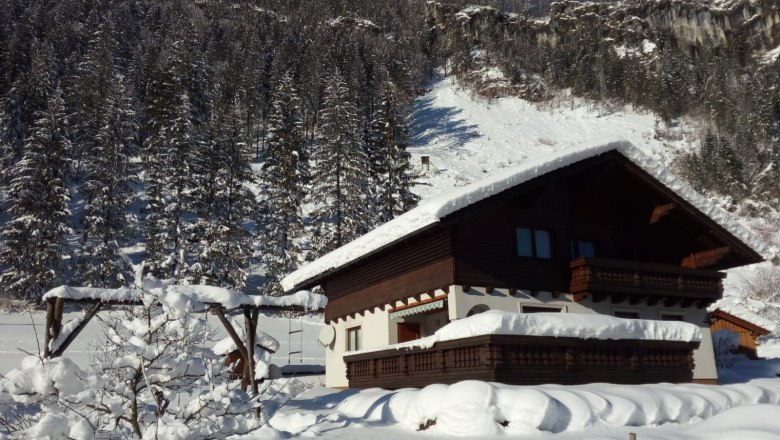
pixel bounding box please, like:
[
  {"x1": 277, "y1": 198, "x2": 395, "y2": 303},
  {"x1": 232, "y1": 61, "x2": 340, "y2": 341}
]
[
  {"x1": 516, "y1": 227, "x2": 552, "y2": 259},
  {"x1": 571, "y1": 239, "x2": 596, "y2": 258},
  {"x1": 347, "y1": 326, "x2": 362, "y2": 351}
]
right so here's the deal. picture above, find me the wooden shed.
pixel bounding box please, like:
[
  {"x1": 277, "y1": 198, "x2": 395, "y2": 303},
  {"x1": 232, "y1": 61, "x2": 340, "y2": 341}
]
[{"x1": 708, "y1": 309, "x2": 770, "y2": 359}]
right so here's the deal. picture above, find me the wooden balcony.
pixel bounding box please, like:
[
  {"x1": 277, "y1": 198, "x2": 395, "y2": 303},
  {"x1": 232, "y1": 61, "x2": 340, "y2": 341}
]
[
  {"x1": 569, "y1": 257, "x2": 725, "y2": 307},
  {"x1": 344, "y1": 334, "x2": 699, "y2": 389}
]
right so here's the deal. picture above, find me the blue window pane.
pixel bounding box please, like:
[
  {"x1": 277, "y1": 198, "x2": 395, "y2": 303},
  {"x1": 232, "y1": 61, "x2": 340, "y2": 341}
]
[
  {"x1": 578, "y1": 241, "x2": 595, "y2": 258},
  {"x1": 516, "y1": 228, "x2": 533, "y2": 257},
  {"x1": 535, "y1": 229, "x2": 552, "y2": 259}
]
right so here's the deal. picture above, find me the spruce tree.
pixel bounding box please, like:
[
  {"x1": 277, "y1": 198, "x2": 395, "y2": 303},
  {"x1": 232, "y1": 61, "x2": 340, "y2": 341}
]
[
  {"x1": 258, "y1": 73, "x2": 307, "y2": 295},
  {"x1": 366, "y1": 82, "x2": 419, "y2": 224},
  {"x1": 70, "y1": 19, "x2": 115, "y2": 179},
  {"x1": 189, "y1": 98, "x2": 255, "y2": 290},
  {"x1": 0, "y1": 86, "x2": 72, "y2": 301},
  {"x1": 309, "y1": 72, "x2": 372, "y2": 258},
  {"x1": 142, "y1": 42, "x2": 196, "y2": 280},
  {"x1": 78, "y1": 74, "x2": 138, "y2": 288}
]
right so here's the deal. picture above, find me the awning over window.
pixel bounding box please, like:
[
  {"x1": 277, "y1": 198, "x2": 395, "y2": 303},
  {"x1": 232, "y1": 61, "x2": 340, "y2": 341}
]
[{"x1": 390, "y1": 299, "x2": 446, "y2": 320}]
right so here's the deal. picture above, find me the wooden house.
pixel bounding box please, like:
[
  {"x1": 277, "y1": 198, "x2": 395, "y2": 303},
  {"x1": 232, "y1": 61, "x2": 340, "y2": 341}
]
[
  {"x1": 281, "y1": 141, "x2": 766, "y2": 389},
  {"x1": 708, "y1": 309, "x2": 771, "y2": 359}
]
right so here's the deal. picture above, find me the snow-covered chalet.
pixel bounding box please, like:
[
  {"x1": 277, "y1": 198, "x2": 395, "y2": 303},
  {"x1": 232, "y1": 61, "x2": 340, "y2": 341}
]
[{"x1": 281, "y1": 140, "x2": 767, "y2": 389}]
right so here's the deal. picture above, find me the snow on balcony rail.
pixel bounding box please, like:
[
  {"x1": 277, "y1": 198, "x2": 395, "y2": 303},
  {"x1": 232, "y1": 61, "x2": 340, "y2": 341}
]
[
  {"x1": 42, "y1": 280, "x2": 327, "y2": 312},
  {"x1": 353, "y1": 310, "x2": 702, "y2": 355},
  {"x1": 282, "y1": 138, "x2": 770, "y2": 292}
]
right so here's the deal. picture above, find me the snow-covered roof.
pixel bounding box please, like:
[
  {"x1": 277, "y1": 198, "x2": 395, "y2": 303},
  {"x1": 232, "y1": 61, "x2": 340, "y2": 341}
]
[
  {"x1": 43, "y1": 282, "x2": 327, "y2": 312},
  {"x1": 282, "y1": 139, "x2": 769, "y2": 292},
  {"x1": 708, "y1": 296, "x2": 776, "y2": 333},
  {"x1": 353, "y1": 310, "x2": 702, "y2": 355}
]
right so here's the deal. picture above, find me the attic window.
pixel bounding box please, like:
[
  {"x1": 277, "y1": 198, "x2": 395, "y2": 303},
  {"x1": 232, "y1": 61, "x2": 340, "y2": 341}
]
[{"x1": 516, "y1": 227, "x2": 552, "y2": 259}]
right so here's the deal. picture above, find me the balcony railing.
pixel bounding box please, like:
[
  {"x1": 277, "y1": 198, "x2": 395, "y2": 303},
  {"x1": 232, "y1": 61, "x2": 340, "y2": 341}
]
[
  {"x1": 344, "y1": 334, "x2": 698, "y2": 389},
  {"x1": 569, "y1": 257, "x2": 725, "y2": 305}
]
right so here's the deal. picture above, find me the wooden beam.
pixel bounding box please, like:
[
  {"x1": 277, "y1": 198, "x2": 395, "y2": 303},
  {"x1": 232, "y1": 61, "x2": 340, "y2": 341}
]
[
  {"x1": 243, "y1": 306, "x2": 260, "y2": 406},
  {"x1": 212, "y1": 306, "x2": 249, "y2": 364},
  {"x1": 629, "y1": 295, "x2": 644, "y2": 305},
  {"x1": 485, "y1": 286, "x2": 494, "y2": 294},
  {"x1": 50, "y1": 302, "x2": 103, "y2": 358},
  {"x1": 552, "y1": 291, "x2": 561, "y2": 299},
  {"x1": 462, "y1": 285, "x2": 471, "y2": 293},
  {"x1": 650, "y1": 203, "x2": 675, "y2": 224},
  {"x1": 508, "y1": 288, "x2": 518, "y2": 296},
  {"x1": 681, "y1": 247, "x2": 730, "y2": 268},
  {"x1": 44, "y1": 299, "x2": 56, "y2": 358},
  {"x1": 529, "y1": 291, "x2": 539, "y2": 298}
]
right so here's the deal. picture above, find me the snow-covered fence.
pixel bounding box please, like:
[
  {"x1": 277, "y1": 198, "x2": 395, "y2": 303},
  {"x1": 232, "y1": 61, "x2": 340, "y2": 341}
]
[{"x1": 40, "y1": 280, "x2": 326, "y2": 401}]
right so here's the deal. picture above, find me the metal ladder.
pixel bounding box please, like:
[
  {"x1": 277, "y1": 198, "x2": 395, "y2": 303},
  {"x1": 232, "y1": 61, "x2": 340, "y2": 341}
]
[{"x1": 287, "y1": 317, "x2": 304, "y2": 364}]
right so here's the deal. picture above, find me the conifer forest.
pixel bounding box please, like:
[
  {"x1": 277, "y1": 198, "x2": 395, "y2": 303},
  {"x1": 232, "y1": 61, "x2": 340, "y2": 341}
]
[{"x1": 1, "y1": 0, "x2": 779, "y2": 303}]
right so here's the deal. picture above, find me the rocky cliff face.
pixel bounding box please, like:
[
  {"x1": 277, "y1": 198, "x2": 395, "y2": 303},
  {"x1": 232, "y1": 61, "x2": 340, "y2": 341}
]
[{"x1": 428, "y1": 0, "x2": 780, "y2": 53}]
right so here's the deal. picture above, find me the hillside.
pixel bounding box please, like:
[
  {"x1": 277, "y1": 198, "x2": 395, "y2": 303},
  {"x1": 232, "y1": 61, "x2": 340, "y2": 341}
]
[{"x1": 407, "y1": 72, "x2": 780, "y2": 338}]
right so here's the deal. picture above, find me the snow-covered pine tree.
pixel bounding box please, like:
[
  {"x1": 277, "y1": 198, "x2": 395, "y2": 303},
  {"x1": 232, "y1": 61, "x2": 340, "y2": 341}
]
[
  {"x1": 0, "y1": 86, "x2": 72, "y2": 301},
  {"x1": 69, "y1": 19, "x2": 115, "y2": 180},
  {"x1": 366, "y1": 82, "x2": 419, "y2": 224},
  {"x1": 258, "y1": 72, "x2": 307, "y2": 296},
  {"x1": 78, "y1": 73, "x2": 138, "y2": 288},
  {"x1": 0, "y1": 40, "x2": 56, "y2": 175},
  {"x1": 309, "y1": 71, "x2": 372, "y2": 259},
  {"x1": 189, "y1": 97, "x2": 255, "y2": 290},
  {"x1": 142, "y1": 42, "x2": 196, "y2": 280}
]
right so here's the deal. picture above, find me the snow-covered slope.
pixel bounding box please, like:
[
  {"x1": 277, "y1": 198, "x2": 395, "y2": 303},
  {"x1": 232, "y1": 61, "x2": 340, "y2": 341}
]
[{"x1": 407, "y1": 75, "x2": 682, "y2": 200}]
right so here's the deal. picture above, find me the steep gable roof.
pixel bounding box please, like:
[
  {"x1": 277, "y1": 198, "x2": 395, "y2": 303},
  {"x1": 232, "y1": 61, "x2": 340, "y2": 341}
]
[{"x1": 282, "y1": 139, "x2": 769, "y2": 293}]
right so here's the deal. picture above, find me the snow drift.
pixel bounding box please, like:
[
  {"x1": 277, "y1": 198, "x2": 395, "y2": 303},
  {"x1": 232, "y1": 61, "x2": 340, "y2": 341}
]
[{"x1": 357, "y1": 310, "x2": 702, "y2": 355}]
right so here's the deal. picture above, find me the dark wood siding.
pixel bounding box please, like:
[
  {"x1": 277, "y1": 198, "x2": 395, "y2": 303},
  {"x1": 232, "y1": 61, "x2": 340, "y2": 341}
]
[
  {"x1": 322, "y1": 228, "x2": 454, "y2": 321},
  {"x1": 317, "y1": 152, "x2": 763, "y2": 320},
  {"x1": 450, "y1": 155, "x2": 753, "y2": 291}
]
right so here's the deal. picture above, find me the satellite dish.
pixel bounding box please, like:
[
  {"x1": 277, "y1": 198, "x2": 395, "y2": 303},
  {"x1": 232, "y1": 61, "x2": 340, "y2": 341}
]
[{"x1": 318, "y1": 325, "x2": 336, "y2": 347}]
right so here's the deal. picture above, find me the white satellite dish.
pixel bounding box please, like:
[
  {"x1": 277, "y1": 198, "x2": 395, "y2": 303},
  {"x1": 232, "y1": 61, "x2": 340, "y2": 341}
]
[{"x1": 318, "y1": 325, "x2": 336, "y2": 347}]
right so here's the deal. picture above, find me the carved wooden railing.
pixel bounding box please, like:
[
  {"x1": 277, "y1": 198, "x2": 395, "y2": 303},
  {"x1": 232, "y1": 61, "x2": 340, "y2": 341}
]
[
  {"x1": 570, "y1": 257, "x2": 725, "y2": 305},
  {"x1": 344, "y1": 335, "x2": 698, "y2": 389}
]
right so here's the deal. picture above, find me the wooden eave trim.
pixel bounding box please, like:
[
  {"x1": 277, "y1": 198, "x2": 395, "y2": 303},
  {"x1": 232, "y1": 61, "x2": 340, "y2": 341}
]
[
  {"x1": 387, "y1": 294, "x2": 449, "y2": 314},
  {"x1": 709, "y1": 309, "x2": 771, "y2": 336}
]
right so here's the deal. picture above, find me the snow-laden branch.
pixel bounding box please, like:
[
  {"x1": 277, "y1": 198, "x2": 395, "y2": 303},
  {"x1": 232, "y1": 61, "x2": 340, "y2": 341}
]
[{"x1": 41, "y1": 278, "x2": 327, "y2": 312}]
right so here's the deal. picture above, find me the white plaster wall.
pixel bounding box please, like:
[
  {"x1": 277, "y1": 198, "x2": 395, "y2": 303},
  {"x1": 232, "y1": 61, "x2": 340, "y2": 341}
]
[{"x1": 324, "y1": 305, "x2": 391, "y2": 388}]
